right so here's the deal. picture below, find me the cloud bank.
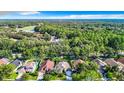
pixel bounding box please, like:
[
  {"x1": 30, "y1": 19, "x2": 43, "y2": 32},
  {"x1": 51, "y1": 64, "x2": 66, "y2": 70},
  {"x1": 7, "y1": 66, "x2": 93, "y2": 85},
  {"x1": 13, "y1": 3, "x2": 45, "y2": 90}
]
[
  {"x1": 19, "y1": 11, "x2": 40, "y2": 15},
  {"x1": 44, "y1": 14, "x2": 124, "y2": 19}
]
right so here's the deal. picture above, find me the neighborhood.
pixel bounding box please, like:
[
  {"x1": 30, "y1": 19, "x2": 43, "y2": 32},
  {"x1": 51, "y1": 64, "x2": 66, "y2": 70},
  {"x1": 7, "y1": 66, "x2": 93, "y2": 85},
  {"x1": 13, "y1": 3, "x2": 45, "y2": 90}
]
[{"x1": 0, "y1": 57, "x2": 124, "y2": 81}]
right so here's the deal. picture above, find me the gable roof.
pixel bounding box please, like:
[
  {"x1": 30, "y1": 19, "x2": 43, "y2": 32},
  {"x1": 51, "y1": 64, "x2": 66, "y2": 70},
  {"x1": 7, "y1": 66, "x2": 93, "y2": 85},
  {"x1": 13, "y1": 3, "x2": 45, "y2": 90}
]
[
  {"x1": 54, "y1": 61, "x2": 71, "y2": 73},
  {"x1": 73, "y1": 59, "x2": 85, "y2": 68},
  {"x1": 94, "y1": 59, "x2": 107, "y2": 66},
  {"x1": 0, "y1": 58, "x2": 9, "y2": 65},
  {"x1": 116, "y1": 57, "x2": 124, "y2": 64},
  {"x1": 40, "y1": 59, "x2": 54, "y2": 73},
  {"x1": 104, "y1": 58, "x2": 118, "y2": 67},
  {"x1": 24, "y1": 62, "x2": 36, "y2": 68},
  {"x1": 17, "y1": 67, "x2": 26, "y2": 73},
  {"x1": 11, "y1": 59, "x2": 23, "y2": 67}
]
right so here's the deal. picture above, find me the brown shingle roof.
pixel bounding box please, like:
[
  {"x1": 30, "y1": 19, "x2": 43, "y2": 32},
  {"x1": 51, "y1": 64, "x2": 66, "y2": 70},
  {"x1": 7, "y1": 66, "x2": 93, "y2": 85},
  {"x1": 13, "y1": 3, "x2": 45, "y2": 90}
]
[
  {"x1": 104, "y1": 58, "x2": 118, "y2": 67},
  {"x1": 73, "y1": 59, "x2": 85, "y2": 69},
  {"x1": 54, "y1": 61, "x2": 71, "y2": 73},
  {"x1": 116, "y1": 57, "x2": 124, "y2": 64}
]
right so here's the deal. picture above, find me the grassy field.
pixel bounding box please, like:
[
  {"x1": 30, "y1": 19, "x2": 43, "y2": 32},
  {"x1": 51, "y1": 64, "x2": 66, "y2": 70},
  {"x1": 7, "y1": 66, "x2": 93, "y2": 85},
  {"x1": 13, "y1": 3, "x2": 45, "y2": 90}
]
[{"x1": 17, "y1": 26, "x2": 35, "y2": 31}]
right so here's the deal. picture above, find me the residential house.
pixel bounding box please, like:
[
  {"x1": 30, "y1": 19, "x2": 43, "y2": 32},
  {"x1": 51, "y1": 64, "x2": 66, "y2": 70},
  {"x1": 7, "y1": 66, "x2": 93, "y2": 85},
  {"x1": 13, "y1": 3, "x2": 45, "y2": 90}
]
[
  {"x1": 116, "y1": 62, "x2": 124, "y2": 71},
  {"x1": 39, "y1": 59, "x2": 54, "y2": 73},
  {"x1": 105, "y1": 58, "x2": 124, "y2": 72},
  {"x1": 16, "y1": 67, "x2": 26, "y2": 74},
  {"x1": 24, "y1": 61, "x2": 37, "y2": 73},
  {"x1": 50, "y1": 36, "x2": 61, "y2": 43},
  {"x1": 37, "y1": 59, "x2": 54, "y2": 80},
  {"x1": 114, "y1": 57, "x2": 124, "y2": 71},
  {"x1": 54, "y1": 61, "x2": 72, "y2": 81},
  {"x1": 116, "y1": 57, "x2": 124, "y2": 64},
  {"x1": 72, "y1": 59, "x2": 85, "y2": 70},
  {"x1": 0, "y1": 58, "x2": 9, "y2": 65},
  {"x1": 104, "y1": 58, "x2": 118, "y2": 67},
  {"x1": 93, "y1": 59, "x2": 108, "y2": 80},
  {"x1": 11, "y1": 59, "x2": 24, "y2": 67},
  {"x1": 11, "y1": 59, "x2": 24, "y2": 72},
  {"x1": 94, "y1": 59, "x2": 107, "y2": 67},
  {"x1": 54, "y1": 61, "x2": 71, "y2": 74}
]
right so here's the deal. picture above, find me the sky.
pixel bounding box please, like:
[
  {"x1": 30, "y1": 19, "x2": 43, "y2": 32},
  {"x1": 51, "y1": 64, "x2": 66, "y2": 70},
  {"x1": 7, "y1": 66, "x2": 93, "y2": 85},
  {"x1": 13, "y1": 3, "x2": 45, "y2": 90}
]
[{"x1": 1, "y1": 11, "x2": 124, "y2": 19}]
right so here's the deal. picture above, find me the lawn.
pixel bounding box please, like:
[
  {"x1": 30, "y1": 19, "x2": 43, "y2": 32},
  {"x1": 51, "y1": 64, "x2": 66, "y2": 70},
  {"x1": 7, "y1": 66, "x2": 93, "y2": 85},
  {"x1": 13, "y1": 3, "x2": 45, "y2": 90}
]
[{"x1": 17, "y1": 26, "x2": 35, "y2": 31}]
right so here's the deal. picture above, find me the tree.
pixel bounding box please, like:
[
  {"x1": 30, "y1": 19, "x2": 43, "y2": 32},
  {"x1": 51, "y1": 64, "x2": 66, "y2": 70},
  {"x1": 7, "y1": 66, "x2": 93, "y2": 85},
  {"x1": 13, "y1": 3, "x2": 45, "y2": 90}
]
[
  {"x1": 43, "y1": 32, "x2": 51, "y2": 41},
  {"x1": 0, "y1": 64, "x2": 15, "y2": 80},
  {"x1": 72, "y1": 62, "x2": 102, "y2": 81},
  {"x1": 105, "y1": 65, "x2": 124, "y2": 81}
]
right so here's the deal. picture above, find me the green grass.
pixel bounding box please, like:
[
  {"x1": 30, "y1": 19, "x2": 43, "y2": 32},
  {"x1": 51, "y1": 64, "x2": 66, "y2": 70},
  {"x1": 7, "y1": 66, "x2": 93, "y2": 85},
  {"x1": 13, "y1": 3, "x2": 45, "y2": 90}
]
[
  {"x1": 4, "y1": 72, "x2": 18, "y2": 80},
  {"x1": 17, "y1": 26, "x2": 35, "y2": 31}
]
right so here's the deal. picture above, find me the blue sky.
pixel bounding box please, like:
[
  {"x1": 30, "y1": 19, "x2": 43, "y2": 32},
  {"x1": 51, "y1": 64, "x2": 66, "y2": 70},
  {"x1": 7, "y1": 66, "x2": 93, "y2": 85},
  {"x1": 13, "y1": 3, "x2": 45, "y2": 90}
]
[{"x1": 1, "y1": 11, "x2": 124, "y2": 19}]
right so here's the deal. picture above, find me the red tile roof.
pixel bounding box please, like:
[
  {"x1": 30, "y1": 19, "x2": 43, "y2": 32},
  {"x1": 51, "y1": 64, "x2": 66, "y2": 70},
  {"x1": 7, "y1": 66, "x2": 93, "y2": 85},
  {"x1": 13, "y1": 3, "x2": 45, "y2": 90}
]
[{"x1": 40, "y1": 60, "x2": 54, "y2": 73}]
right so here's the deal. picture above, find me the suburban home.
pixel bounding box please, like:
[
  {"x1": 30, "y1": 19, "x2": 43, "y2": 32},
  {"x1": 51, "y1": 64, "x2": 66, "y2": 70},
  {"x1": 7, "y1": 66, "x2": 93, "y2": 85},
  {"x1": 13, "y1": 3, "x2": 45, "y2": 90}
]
[
  {"x1": 16, "y1": 67, "x2": 26, "y2": 74},
  {"x1": 37, "y1": 59, "x2": 54, "y2": 80},
  {"x1": 24, "y1": 61, "x2": 37, "y2": 73},
  {"x1": 0, "y1": 58, "x2": 10, "y2": 65},
  {"x1": 94, "y1": 59, "x2": 107, "y2": 67},
  {"x1": 104, "y1": 58, "x2": 118, "y2": 67},
  {"x1": 39, "y1": 59, "x2": 54, "y2": 73},
  {"x1": 116, "y1": 62, "x2": 124, "y2": 71},
  {"x1": 93, "y1": 59, "x2": 108, "y2": 80},
  {"x1": 72, "y1": 59, "x2": 85, "y2": 70},
  {"x1": 11, "y1": 59, "x2": 24, "y2": 67},
  {"x1": 54, "y1": 61, "x2": 72, "y2": 81},
  {"x1": 116, "y1": 57, "x2": 124, "y2": 64},
  {"x1": 50, "y1": 36, "x2": 61, "y2": 43},
  {"x1": 54, "y1": 61, "x2": 71, "y2": 74}
]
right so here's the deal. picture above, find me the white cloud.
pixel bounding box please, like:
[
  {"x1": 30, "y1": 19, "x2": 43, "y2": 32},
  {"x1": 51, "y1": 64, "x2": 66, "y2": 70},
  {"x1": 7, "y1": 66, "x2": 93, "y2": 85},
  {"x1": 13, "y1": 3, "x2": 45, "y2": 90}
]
[
  {"x1": 19, "y1": 11, "x2": 40, "y2": 15},
  {"x1": 43, "y1": 14, "x2": 124, "y2": 19}
]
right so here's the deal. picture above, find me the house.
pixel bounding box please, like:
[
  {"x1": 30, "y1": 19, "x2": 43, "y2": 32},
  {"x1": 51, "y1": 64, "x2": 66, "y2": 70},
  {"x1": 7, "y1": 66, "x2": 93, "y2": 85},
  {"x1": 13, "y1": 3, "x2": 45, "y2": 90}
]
[
  {"x1": 54, "y1": 61, "x2": 71, "y2": 74},
  {"x1": 37, "y1": 59, "x2": 54, "y2": 80},
  {"x1": 93, "y1": 59, "x2": 108, "y2": 80},
  {"x1": 72, "y1": 59, "x2": 85, "y2": 70},
  {"x1": 39, "y1": 59, "x2": 54, "y2": 73},
  {"x1": 24, "y1": 61, "x2": 37, "y2": 73},
  {"x1": 116, "y1": 57, "x2": 124, "y2": 64},
  {"x1": 50, "y1": 36, "x2": 61, "y2": 43},
  {"x1": 104, "y1": 58, "x2": 118, "y2": 67},
  {"x1": 16, "y1": 66, "x2": 26, "y2": 74},
  {"x1": 114, "y1": 57, "x2": 124, "y2": 71},
  {"x1": 93, "y1": 59, "x2": 107, "y2": 67},
  {"x1": 116, "y1": 62, "x2": 124, "y2": 71},
  {"x1": 11, "y1": 59, "x2": 24, "y2": 67},
  {"x1": 0, "y1": 58, "x2": 9, "y2": 65}
]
